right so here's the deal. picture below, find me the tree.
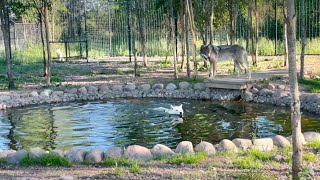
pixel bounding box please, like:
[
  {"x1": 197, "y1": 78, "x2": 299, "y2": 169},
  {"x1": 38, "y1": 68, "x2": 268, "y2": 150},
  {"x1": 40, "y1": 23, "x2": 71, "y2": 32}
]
[
  {"x1": 169, "y1": 0, "x2": 178, "y2": 79},
  {"x1": 0, "y1": 0, "x2": 15, "y2": 89},
  {"x1": 286, "y1": 0, "x2": 302, "y2": 179},
  {"x1": 186, "y1": 0, "x2": 198, "y2": 78},
  {"x1": 300, "y1": 0, "x2": 306, "y2": 79},
  {"x1": 43, "y1": 0, "x2": 52, "y2": 86},
  {"x1": 180, "y1": 0, "x2": 186, "y2": 71},
  {"x1": 281, "y1": 0, "x2": 288, "y2": 67},
  {"x1": 135, "y1": 0, "x2": 147, "y2": 67}
]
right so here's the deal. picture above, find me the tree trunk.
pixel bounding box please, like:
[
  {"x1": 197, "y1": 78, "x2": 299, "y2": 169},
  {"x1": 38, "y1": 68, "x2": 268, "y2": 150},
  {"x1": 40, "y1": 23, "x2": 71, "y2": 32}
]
[
  {"x1": 250, "y1": 2, "x2": 257, "y2": 66},
  {"x1": 286, "y1": 0, "x2": 302, "y2": 179},
  {"x1": 169, "y1": 0, "x2": 178, "y2": 79},
  {"x1": 141, "y1": 0, "x2": 147, "y2": 67},
  {"x1": 254, "y1": 0, "x2": 258, "y2": 65},
  {"x1": 44, "y1": 0, "x2": 52, "y2": 86},
  {"x1": 185, "y1": 0, "x2": 190, "y2": 78},
  {"x1": 228, "y1": 0, "x2": 236, "y2": 45},
  {"x1": 246, "y1": 0, "x2": 251, "y2": 52},
  {"x1": 131, "y1": 2, "x2": 138, "y2": 77},
  {"x1": 282, "y1": 1, "x2": 288, "y2": 67},
  {"x1": 209, "y1": 0, "x2": 214, "y2": 44},
  {"x1": 300, "y1": 0, "x2": 306, "y2": 79},
  {"x1": 0, "y1": 0, "x2": 15, "y2": 89},
  {"x1": 186, "y1": 0, "x2": 198, "y2": 78},
  {"x1": 39, "y1": 10, "x2": 47, "y2": 77},
  {"x1": 180, "y1": 0, "x2": 186, "y2": 71}
]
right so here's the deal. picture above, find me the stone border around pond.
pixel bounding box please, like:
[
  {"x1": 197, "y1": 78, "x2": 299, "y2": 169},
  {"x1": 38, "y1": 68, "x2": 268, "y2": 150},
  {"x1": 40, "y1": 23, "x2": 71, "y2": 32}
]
[
  {"x1": 0, "y1": 81, "x2": 319, "y2": 114},
  {"x1": 1, "y1": 131, "x2": 320, "y2": 165}
]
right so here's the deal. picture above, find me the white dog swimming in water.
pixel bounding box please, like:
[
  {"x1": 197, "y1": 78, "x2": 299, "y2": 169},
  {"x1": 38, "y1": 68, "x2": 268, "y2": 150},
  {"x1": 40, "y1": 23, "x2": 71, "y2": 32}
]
[{"x1": 154, "y1": 104, "x2": 184, "y2": 117}]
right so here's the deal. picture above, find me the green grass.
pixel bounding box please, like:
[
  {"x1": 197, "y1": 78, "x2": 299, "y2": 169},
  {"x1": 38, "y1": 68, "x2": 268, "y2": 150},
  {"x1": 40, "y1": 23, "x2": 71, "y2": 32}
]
[
  {"x1": 233, "y1": 156, "x2": 263, "y2": 169},
  {"x1": 129, "y1": 162, "x2": 141, "y2": 174},
  {"x1": 246, "y1": 148, "x2": 277, "y2": 162},
  {"x1": 169, "y1": 152, "x2": 207, "y2": 165},
  {"x1": 103, "y1": 157, "x2": 137, "y2": 167},
  {"x1": 303, "y1": 152, "x2": 317, "y2": 162},
  {"x1": 0, "y1": 158, "x2": 7, "y2": 165},
  {"x1": 299, "y1": 79, "x2": 320, "y2": 93},
  {"x1": 306, "y1": 141, "x2": 320, "y2": 149},
  {"x1": 19, "y1": 154, "x2": 71, "y2": 167}
]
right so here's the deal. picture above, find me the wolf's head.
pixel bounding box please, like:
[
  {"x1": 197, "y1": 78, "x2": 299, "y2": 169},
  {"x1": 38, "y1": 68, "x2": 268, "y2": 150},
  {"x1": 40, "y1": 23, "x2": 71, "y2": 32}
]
[{"x1": 170, "y1": 104, "x2": 184, "y2": 117}]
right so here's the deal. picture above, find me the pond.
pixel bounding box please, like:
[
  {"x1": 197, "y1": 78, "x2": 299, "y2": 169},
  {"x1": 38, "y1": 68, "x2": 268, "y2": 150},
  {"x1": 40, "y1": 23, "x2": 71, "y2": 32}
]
[{"x1": 0, "y1": 98, "x2": 319, "y2": 151}]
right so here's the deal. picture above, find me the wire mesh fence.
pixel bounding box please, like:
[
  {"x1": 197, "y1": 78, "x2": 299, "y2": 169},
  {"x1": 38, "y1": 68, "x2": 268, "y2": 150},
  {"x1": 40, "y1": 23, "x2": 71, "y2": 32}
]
[{"x1": 0, "y1": 0, "x2": 319, "y2": 58}]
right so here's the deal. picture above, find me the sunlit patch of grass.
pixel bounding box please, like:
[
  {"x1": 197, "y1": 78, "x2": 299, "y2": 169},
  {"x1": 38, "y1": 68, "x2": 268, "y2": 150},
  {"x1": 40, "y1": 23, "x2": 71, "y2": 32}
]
[
  {"x1": 233, "y1": 156, "x2": 262, "y2": 169},
  {"x1": 169, "y1": 152, "x2": 207, "y2": 165},
  {"x1": 129, "y1": 162, "x2": 141, "y2": 174},
  {"x1": 303, "y1": 152, "x2": 317, "y2": 162},
  {"x1": 39, "y1": 154, "x2": 71, "y2": 167},
  {"x1": 246, "y1": 148, "x2": 277, "y2": 162},
  {"x1": 306, "y1": 141, "x2": 320, "y2": 149}
]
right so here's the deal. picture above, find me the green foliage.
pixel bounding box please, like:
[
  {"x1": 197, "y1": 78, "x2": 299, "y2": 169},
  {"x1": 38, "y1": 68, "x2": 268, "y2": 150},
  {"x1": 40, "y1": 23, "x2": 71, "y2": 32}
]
[
  {"x1": 237, "y1": 169, "x2": 269, "y2": 180},
  {"x1": 103, "y1": 158, "x2": 118, "y2": 167},
  {"x1": 233, "y1": 156, "x2": 262, "y2": 169},
  {"x1": 299, "y1": 166, "x2": 315, "y2": 179},
  {"x1": 299, "y1": 79, "x2": 320, "y2": 93},
  {"x1": 169, "y1": 152, "x2": 207, "y2": 165},
  {"x1": 19, "y1": 154, "x2": 36, "y2": 166},
  {"x1": 39, "y1": 154, "x2": 71, "y2": 167},
  {"x1": 0, "y1": 158, "x2": 7, "y2": 165},
  {"x1": 129, "y1": 162, "x2": 141, "y2": 174},
  {"x1": 103, "y1": 157, "x2": 137, "y2": 167},
  {"x1": 303, "y1": 152, "x2": 317, "y2": 162},
  {"x1": 306, "y1": 141, "x2": 320, "y2": 149}
]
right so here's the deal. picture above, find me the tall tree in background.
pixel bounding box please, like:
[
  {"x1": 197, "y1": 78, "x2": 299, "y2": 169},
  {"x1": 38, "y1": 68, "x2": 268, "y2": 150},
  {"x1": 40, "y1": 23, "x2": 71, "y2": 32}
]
[
  {"x1": 169, "y1": 0, "x2": 178, "y2": 79},
  {"x1": 136, "y1": 0, "x2": 147, "y2": 67},
  {"x1": 246, "y1": 0, "x2": 251, "y2": 52},
  {"x1": 180, "y1": 0, "x2": 186, "y2": 71},
  {"x1": 282, "y1": 0, "x2": 288, "y2": 67},
  {"x1": 0, "y1": 0, "x2": 15, "y2": 89},
  {"x1": 43, "y1": 0, "x2": 52, "y2": 85},
  {"x1": 228, "y1": 0, "x2": 238, "y2": 45},
  {"x1": 286, "y1": 0, "x2": 302, "y2": 178},
  {"x1": 186, "y1": 0, "x2": 198, "y2": 78},
  {"x1": 300, "y1": 0, "x2": 306, "y2": 79}
]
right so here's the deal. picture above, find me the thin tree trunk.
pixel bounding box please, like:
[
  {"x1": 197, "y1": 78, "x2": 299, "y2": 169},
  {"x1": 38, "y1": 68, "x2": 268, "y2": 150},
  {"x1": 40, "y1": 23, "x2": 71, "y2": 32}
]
[
  {"x1": 131, "y1": 2, "x2": 138, "y2": 77},
  {"x1": 185, "y1": 0, "x2": 190, "y2": 78},
  {"x1": 209, "y1": 0, "x2": 214, "y2": 44},
  {"x1": 282, "y1": 1, "x2": 288, "y2": 67},
  {"x1": 186, "y1": 0, "x2": 198, "y2": 78},
  {"x1": 44, "y1": 0, "x2": 52, "y2": 86},
  {"x1": 140, "y1": 0, "x2": 147, "y2": 67},
  {"x1": 246, "y1": 0, "x2": 251, "y2": 52},
  {"x1": 250, "y1": 3, "x2": 257, "y2": 66},
  {"x1": 169, "y1": 0, "x2": 178, "y2": 79},
  {"x1": 254, "y1": 0, "x2": 258, "y2": 65},
  {"x1": 180, "y1": 0, "x2": 186, "y2": 71},
  {"x1": 39, "y1": 11, "x2": 47, "y2": 77},
  {"x1": 286, "y1": 0, "x2": 302, "y2": 179},
  {"x1": 0, "y1": 0, "x2": 15, "y2": 89},
  {"x1": 300, "y1": 0, "x2": 306, "y2": 79}
]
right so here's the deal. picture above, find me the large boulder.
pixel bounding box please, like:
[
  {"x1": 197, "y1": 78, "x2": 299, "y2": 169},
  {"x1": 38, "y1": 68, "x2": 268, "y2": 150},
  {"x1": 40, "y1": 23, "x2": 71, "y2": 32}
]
[
  {"x1": 6, "y1": 150, "x2": 28, "y2": 164},
  {"x1": 194, "y1": 141, "x2": 216, "y2": 156},
  {"x1": 111, "y1": 85, "x2": 123, "y2": 92},
  {"x1": 179, "y1": 82, "x2": 191, "y2": 90},
  {"x1": 85, "y1": 149, "x2": 103, "y2": 163},
  {"x1": 175, "y1": 141, "x2": 194, "y2": 154},
  {"x1": 218, "y1": 139, "x2": 237, "y2": 152},
  {"x1": 65, "y1": 149, "x2": 86, "y2": 163},
  {"x1": 123, "y1": 84, "x2": 136, "y2": 91},
  {"x1": 150, "y1": 144, "x2": 175, "y2": 158},
  {"x1": 29, "y1": 147, "x2": 47, "y2": 160},
  {"x1": 253, "y1": 138, "x2": 274, "y2": 151},
  {"x1": 193, "y1": 83, "x2": 206, "y2": 91},
  {"x1": 287, "y1": 133, "x2": 306, "y2": 145},
  {"x1": 77, "y1": 87, "x2": 87, "y2": 95},
  {"x1": 50, "y1": 149, "x2": 65, "y2": 158},
  {"x1": 138, "y1": 84, "x2": 151, "y2": 92},
  {"x1": 104, "y1": 147, "x2": 123, "y2": 160},
  {"x1": 272, "y1": 135, "x2": 291, "y2": 148},
  {"x1": 87, "y1": 85, "x2": 98, "y2": 94},
  {"x1": 152, "y1": 83, "x2": 164, "y2": 90},
  {"x1": 124, "y1": 145, "x2": 152, "y2": 161},
  {"x1": 303, "y1": 132, "x2": 320, "y2": 142},
  {"x1": 232, "y1": 138, "x2": 252, "y2": 150},
  {"x1": 166, "y1": 83, "x2": 177, "y2": 91}
]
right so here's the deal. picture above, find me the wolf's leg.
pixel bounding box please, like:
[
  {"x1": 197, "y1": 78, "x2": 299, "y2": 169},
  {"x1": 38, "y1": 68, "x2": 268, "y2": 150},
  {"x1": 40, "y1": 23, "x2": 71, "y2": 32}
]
[
  {"x1": 243, "y1": 54, "x2": 251, "y2": 79},
  {"x1": 234, "y1": 59, "x2": 242, "y2": 77},
  {"x1": 209, "y1": 60, "x2": 217, "y2": 79}
]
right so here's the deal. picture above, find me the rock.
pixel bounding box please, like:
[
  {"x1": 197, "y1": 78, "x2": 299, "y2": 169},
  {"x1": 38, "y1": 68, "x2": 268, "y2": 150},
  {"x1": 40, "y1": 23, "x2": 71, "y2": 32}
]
[
  {"x1": 138, "y1": 84, "x2": 151, "y2": 92},
  {"x1": 258, "y1": 88, "x2": 274, "y2": 96},
  {"x1": 193, "y1": 83, "x2": 206, "y2": 91},
  {"x1": 267, "y1": 83, "x2": 275, "y2": 90},
  {"x1": 253, "y1": 138, "x2": 273, "y2": 151},
  {"x1": 85, "y1": 149, "x2": 103, "y2": 163},
  {"x1": 287, "y1": 133, "x2": 306, "y2": 145},
  {"x1": 194, "y1": 141, "x2": 216, "y2": 156},
  {"x1": 87, "y1": 85, "x2": 98, "y2": 93},
  {"x1": 150, "y1": 144, "x2": 175, "y2": 158},
  {"x1": 123, "y1": 84, "x2": 136, "y2": 91},
  {"x1": 272, "y1": 154, "x2": 285, "y2": 162},
  {"x1": 277, "y1": 84, "x2": 286, "y2": 90},
  {"x1": 30, "y1": 91, "x2": 39, "y2": 97},
  {"x1": 152, "y1": 83, "x2": 164, "y2": 90},
  {"x1": 124, "y1": 145, "x2": 152, "y2": 161},
  {"x1": 0, "y1": 95, "x2": 11, "y2": 102},
  {"x1": 50, "y1": 149, "x2": 65, "y2": 158},
  {"x1": 303, "y1": 132, "x2": 320, "y2": 142},
  {"x1": 251, "y1": 88, "x2": 259, "y2": 94},
  {"x1": 6, "y1": 150, "x2": 28, "y2": 164},
  {"x1": 52, "y1": 91, "x2": 64, "y2": 97},
  {"x1": 232, "y1": 138, "x2": 252, "y2": 150},
  {"x1": 0, "y1": 150, "x2": 16, "y2": 158},
  {"x1": 272, "y1": 135, "x2": 291, "y2": 148},
  {"x1": 65, "y1": 149, "x2": 86, "y2": 163},
  {"x1": 104, "y1": 147, "x2": 123, "y2": 160},
  {"x1": 273, "y1": 90, "x2": 288, "y2": 99},
  {"x1": 40, "y1": 90, "x2": 50, "y2": 98},
  {"x1": 99, "y1": 85, "x2": 109, "y2": 92},
  {"x1": 29, "y1": 147, "x2": 47, "y2": 160},
  {"x1": 166, "y1": 83, "x2": 177, "y2": 91},
  {"x1": 244, "y1": 91, "x2": 253, "y2": 101},
  {"x1": 218, "y1": 139, "x2": 237, "y2": 152},
  {"x1": 64, "y1": 88, "x2": 77, "y2": 94},
  {"x1": 111, "y1": 85, "x2": 123, "y2": 91},
  {"x1": 175, "y1": 141, "x2": 194, "y2": 154},
  {"x1": 77, "y1": 87, "x2": 87, "y2": 95},
  {"x1": 59, "y1": 176, "x2": 74, "y2": 180},
  {"x1": 179, "y1": 82, "x2": 191, "y2": 90}
]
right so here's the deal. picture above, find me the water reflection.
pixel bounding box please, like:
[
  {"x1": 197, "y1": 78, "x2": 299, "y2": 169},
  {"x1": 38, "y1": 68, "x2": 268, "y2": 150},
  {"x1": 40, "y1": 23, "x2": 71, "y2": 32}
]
[{"x1": 0, "y1": 98, "x2": 319, "y2": 150}]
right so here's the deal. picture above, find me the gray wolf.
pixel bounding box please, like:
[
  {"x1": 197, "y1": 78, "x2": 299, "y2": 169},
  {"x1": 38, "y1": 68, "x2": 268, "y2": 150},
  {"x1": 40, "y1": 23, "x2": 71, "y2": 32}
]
[{"x1": 200, "y1": 44, "x2": 251, "y2": 79}]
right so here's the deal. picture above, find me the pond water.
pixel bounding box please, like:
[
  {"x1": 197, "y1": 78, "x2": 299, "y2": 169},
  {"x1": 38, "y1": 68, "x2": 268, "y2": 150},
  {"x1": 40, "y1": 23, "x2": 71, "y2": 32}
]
[{"x1": 0, "y1": 98, "x2": 319, "y2": 151}]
